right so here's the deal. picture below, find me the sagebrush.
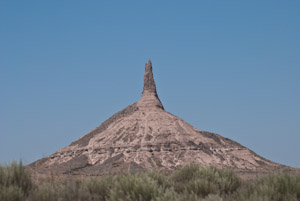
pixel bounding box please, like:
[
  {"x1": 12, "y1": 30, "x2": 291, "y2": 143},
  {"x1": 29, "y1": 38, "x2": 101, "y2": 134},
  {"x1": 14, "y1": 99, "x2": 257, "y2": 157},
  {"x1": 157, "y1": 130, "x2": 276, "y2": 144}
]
[{"x1": 0, "y1": 162, "x2": 299, "y2": 201}]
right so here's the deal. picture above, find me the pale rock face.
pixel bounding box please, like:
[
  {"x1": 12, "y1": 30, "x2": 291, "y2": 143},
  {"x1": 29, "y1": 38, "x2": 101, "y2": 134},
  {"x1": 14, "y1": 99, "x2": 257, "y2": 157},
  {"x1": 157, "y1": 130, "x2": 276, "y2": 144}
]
[
  {"x1": 30, "y1": 60, "x2": 287, "y2": 175},
  {"x1": 139, "y1": 60, "x2": 164, "y2": 110}
]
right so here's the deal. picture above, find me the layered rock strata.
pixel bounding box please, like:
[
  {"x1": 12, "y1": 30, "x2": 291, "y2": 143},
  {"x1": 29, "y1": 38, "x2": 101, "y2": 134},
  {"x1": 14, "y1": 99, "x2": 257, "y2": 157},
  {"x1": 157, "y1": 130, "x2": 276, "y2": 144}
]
[{"x1": 30, "y1": 60, "x2": 287, "y2": 175}]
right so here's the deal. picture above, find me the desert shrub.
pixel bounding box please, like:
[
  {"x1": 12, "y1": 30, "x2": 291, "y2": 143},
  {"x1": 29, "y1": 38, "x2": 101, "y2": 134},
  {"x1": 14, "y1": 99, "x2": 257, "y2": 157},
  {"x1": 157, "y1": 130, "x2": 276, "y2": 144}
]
[
  {"x1": 145, "y1": 170, "x2": 171, "y2": 189},
  {"x1": 84, "y1": 175, "x2": 114, "y2": 201},
  {"x1": 0, "y1": 186, "x2": 24, "y2": 201},
  {"x1": 171, "y1": 165, "x2": 240, "y2": 198},
  {"x1": 28, "y1": 183, "x2": 57, "y2": 201},
  {"x1": 0, "y1": 161, "x2": 32, "y2": 200},
  {"x1": 154, "y1": 188, "x2": 205, "y2": 201},
  {"x1": 201, "y1": 194, "x2": 223, "y2": 201},
  {"x1": 153, "y1": 188, "x2": 179, "y2": 201},
  {"x1": 109, "y1": 173, "x2": 164, "y2": 201},
  {"x1": 172, "y1": 164, "x2": 199, "y2": 183},
  {"x1": 236, "y1": 173, "x2": 300, "y2": 201},
  {"x1": 57, "y1": 179, "x2": 91, "y2": 201},
  {"x1": 153, "y1": 190, "x2": 224, "y2": 201},
  {"x1": 29, "y1": 178, "x2": 101, "y2": 201},
  {"x1": 2, "y1": 162, "x2": 300, "y2": 201}
]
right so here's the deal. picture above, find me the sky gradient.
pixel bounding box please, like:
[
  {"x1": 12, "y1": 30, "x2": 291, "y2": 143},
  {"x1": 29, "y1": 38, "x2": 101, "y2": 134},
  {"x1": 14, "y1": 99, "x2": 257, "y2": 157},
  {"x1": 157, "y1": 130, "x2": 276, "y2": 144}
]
[{"x1": 1, "y1": 1, "x2": 300, "y2": 168}]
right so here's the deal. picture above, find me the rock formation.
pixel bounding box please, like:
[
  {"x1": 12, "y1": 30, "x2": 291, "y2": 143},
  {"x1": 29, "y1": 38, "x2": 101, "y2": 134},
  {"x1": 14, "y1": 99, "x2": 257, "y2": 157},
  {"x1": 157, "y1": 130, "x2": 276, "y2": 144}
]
[{"x1": 30, "y1": 60, "x2": 288, "y2": 175}]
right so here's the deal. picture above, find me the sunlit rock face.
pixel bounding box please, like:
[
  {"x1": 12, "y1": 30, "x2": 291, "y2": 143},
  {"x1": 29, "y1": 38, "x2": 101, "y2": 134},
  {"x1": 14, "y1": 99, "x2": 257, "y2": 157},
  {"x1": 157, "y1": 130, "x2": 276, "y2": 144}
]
[{"x1": 30, "y1": 60, "x2": 286, "y2": 175}]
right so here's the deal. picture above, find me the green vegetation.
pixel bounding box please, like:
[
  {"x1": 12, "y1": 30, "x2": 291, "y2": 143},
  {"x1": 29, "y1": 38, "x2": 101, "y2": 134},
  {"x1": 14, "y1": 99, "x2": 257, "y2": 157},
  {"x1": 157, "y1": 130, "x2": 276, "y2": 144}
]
[
  {"x1": 0, "y1": 161, "x2": 32, "y2": 201},
  {"x1": 0, "y1": 162, "x2": 299, "y2": 201}
]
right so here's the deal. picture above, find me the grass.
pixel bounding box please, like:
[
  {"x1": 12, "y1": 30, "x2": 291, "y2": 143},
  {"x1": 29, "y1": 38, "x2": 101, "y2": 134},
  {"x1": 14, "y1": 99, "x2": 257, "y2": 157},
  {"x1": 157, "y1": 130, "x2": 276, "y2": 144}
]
[
  {"x1": 0, "y1": 161, "x2": 32, "y2": 201},
  {"x1": 0, "y1": 162, "x2": 299, "y2": 201},
  {"x1": 235, "y1": 173, "x2": 300, "y2": 201}
]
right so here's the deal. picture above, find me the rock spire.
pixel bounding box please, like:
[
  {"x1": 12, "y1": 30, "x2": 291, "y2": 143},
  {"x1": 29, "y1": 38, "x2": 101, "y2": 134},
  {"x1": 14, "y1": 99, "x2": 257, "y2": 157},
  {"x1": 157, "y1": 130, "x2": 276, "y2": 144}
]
[
  {"x1": 143, "y1": 60, "x2": 156, "y2": 93},
  {"x1": 29, "y1": 60, "x2": 290, "y2": 176},
  {"x1": 139, "y1": 60, "x2": 164, "y2": 110}
]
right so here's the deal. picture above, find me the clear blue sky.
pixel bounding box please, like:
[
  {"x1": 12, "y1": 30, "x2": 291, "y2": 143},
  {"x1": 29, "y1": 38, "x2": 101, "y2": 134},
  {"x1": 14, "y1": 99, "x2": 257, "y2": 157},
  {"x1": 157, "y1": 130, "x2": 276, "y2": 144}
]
[{"x1": 1, "y1": 1, "x2": 299, "y2": 168}]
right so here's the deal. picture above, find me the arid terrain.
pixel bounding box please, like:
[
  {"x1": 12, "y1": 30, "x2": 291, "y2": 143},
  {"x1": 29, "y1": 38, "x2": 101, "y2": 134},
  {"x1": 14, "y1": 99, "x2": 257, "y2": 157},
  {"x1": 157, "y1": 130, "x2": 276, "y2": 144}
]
[{"x1": 30, "y1": 61, "x2": 296, "y2": 176}]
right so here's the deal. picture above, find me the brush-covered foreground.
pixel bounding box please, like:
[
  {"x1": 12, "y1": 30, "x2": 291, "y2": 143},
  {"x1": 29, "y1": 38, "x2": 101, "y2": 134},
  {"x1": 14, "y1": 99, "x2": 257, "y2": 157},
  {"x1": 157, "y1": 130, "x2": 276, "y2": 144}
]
[{"x1": 0, "y1": 162, "x2": 300, "y2": 201}]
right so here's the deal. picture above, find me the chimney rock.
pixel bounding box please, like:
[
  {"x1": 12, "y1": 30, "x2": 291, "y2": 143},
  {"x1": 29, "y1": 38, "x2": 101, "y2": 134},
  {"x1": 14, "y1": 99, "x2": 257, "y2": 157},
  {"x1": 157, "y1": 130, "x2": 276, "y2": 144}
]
[{"x1": 139, "y1": 60, "x2": 164, "y2": 110}]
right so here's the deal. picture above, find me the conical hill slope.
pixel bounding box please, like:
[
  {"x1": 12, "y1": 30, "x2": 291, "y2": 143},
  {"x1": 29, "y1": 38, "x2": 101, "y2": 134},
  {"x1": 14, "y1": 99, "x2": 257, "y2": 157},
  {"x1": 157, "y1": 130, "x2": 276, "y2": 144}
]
[{"x1": 30, "y1": 60, "x2": 287, "y2": 175}]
